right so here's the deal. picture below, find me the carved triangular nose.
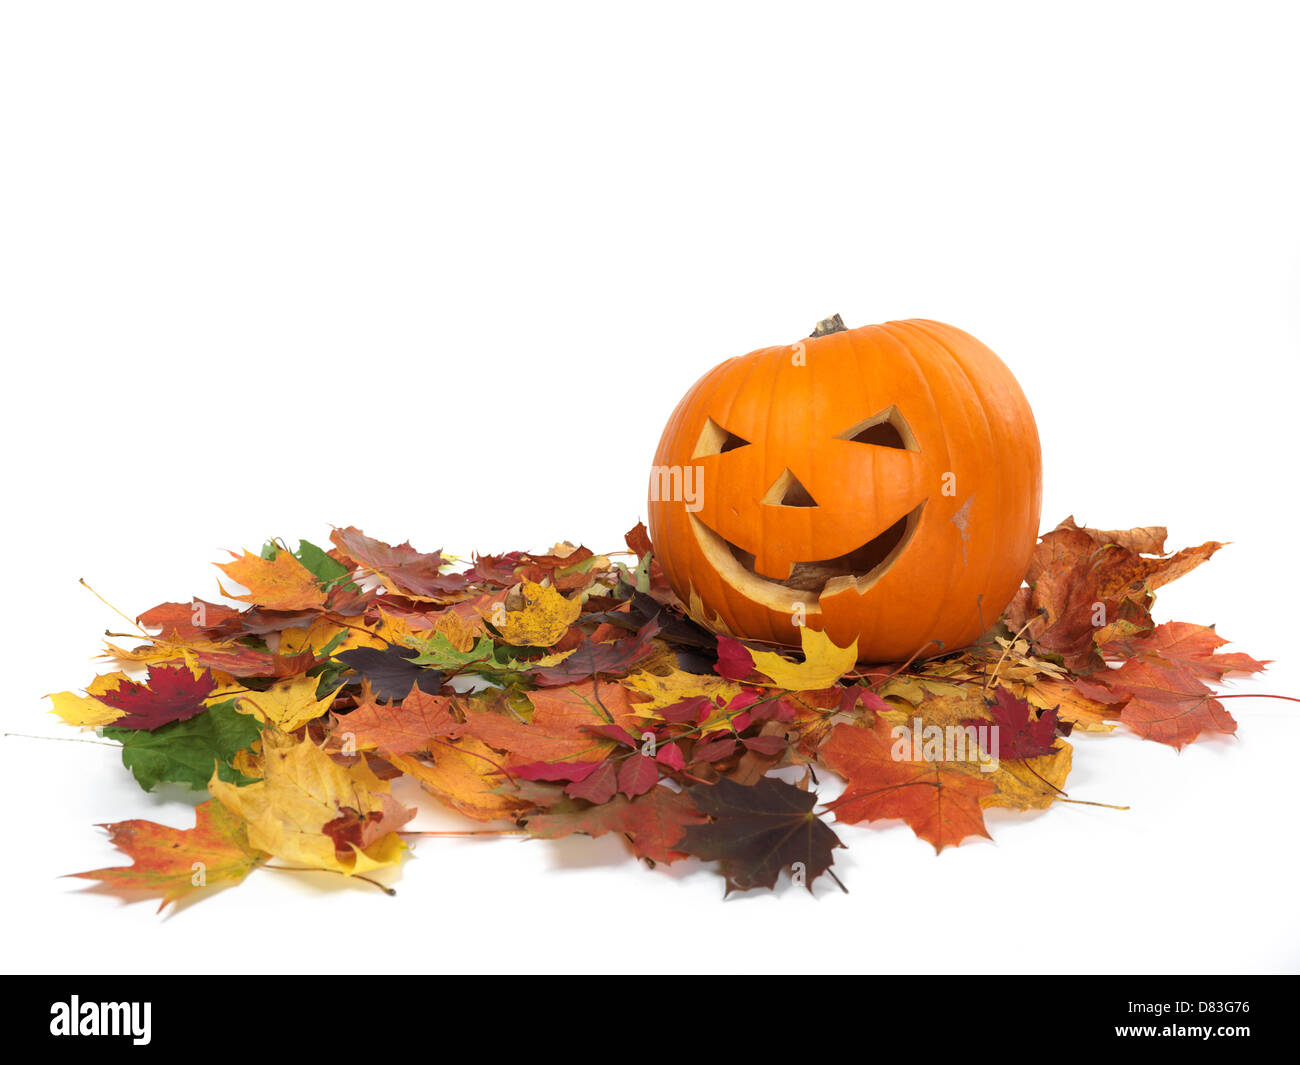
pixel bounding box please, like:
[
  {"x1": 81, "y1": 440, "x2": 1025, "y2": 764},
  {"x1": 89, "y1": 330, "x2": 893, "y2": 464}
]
[{"x1": 761, "y1": 468, "x2": 819, "y2": 508}]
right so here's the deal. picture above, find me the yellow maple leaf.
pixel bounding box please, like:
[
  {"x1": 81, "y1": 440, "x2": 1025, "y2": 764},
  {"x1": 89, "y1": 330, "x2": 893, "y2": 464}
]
[
  {"x1": 46, "y1": 672, "x2": 131, "y2": 727},
  {"x1": 875, "y1": 673, "x2": 967, "y2": 705},
  {"x1": 209, "y1": 729, "x2": 410, "y2": 875},
  {"x1": 276, "y1": 617, "x2": 350, "y2": 656},
  {"x1": 491, "y1": 580, "x2": 581, "y2": 647},
  {"x1": 97, "y1": 636, "x2": 252, "y2": 674},
  {"x1": 531, "y1": 648, "x2": 577, "y2": 668},
  {"x1": 373, "y1": 610, "x2": 437, "y2": 649},
  {"x1": 685, "y1": 586, "x2": 734, "y2": 636},
  {"x1": 750, "y1": 627, "x2": 858, "y2": 690},
  {"x1": 876, "y1": 686, "x2": 988, "y2": 730},
  {"x1": 230, "y1": 745, "x2": 263, "y2": 780},
  {"x1": 276, "y1": 612, "x2": 432, "y2": 657},
  {"x1": 236, "y1": 673, "x2": 342, "y2": 732},
  {"x1": 99, "y1": 639, "x2": 190, "y2": 668},
  {"x1": 978, "y1": 742, "x2": 1074, "y2": 811},
  {"x1": 207, "y1": 677, "x2": 251, "y2": 705}
]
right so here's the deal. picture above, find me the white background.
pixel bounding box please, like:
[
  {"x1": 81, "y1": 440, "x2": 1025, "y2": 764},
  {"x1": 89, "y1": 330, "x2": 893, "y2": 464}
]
[{"x1": 2, "y1": 1, "x2": 1298, "y2": 975}]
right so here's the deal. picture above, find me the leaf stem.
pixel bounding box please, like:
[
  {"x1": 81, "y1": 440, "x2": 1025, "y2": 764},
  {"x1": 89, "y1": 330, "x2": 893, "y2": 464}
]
[
  {"x1": 261, "y1": 863, "x2": 396, "y2": 895},
  {"x1": 983, "y1": 617, "x2": 1037, "y2": 692},
  {"x1": 3, "y1": 731, "x2": 119, "y2": 747},
  {"x1": 81, "y1": 577, "x2": 151, "y2": 638},
  {"x1": 398, "y1": 828, "x2": 525, "y2": 837}
]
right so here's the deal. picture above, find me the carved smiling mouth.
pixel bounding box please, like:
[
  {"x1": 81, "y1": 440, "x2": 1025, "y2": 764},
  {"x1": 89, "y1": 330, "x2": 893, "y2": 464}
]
[{"x1": 688, "y1": 502, "x2": 926, "y2": 613}]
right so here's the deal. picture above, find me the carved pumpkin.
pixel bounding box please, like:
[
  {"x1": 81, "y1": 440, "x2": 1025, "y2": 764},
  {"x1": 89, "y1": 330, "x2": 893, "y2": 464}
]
[{"x1": 646, "y1": 317, "x2": 1042, "y2": 661}]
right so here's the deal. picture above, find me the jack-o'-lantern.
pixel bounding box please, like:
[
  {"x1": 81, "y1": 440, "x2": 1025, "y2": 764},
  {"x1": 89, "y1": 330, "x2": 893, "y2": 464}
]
[{"x1": 646, "y1": 316, "x2": 1042, "y2": 662}]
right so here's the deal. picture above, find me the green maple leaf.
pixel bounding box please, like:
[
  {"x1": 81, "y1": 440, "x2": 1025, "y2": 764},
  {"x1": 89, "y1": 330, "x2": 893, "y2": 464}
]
[
  {"x1": 677, "y1": 776, "x2": 846, "y2": 895},
  {"x1": 402, "y1": 632, "x2": 539, "y2": 687},
  {"x1": 402, "y1": 632, "x2": 498, "y2": 671},
  {"x1": 261, "y1": 537, "x2": 356, "y2": 592},
  {"x1": 103, "y1": 700, "x2": 263, "y2": 792},
  {"x1": 293, "y1": 538, "x2": 356, "y2": 591}
]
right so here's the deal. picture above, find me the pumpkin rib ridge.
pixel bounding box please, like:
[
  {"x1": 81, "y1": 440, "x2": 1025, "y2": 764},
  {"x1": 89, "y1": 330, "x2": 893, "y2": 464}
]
[
  {"x1": 910, "y1": 318, "x2": 1041, "y2": 594},
  {"x1": 927, "y1": 324, "x2": 1003, "y2": 642},
  {"x1": 875, "y1": 322, "x2": 958, "y2": 656},
  {"x1": 906, "y1": 318, "x2": 1038, "y2": 642},
  {"x1": 913, "y1": 320, "x2": 1008, "y2": 646},
  {"x1": 909, "y1": 328, "x2": 969, "y2": 654}
]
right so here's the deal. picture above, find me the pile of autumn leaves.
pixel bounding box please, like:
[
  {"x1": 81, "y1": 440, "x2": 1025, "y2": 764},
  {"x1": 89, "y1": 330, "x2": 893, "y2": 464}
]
[{"x1": 51, "y1": 518, "x2": 1265, "y2": 906}]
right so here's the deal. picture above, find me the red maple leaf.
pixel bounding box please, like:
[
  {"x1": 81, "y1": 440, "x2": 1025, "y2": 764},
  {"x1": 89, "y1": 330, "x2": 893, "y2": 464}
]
[
  {"x1": 714, "y1": 635, "x2": 756, "y2": 681},
  {"x1": 527, "y1": 619, "x2": 660, "y2": 686},
  {"x1": 97, "y1": 665, "x2": 217, "y2": 731},
  {"x1": 1076, "y1": 621, "x2": 1267, "y2": 748},
  {"x1": 565, "y1": 760, "x2": 619, "y2": 803},
  {"x1": 1076, "y1": 661, "x2": 1238, "y2": 748},
  {"x1": 616, "y1": 753, "x2": 659, "y2": 798},
  {"x1": 1101, "y1": 621, "x2": 1269, "y2": 680},
  {"x1": 525, "y1": 785, "x2": 708, "y2": 865},
  {"x1": 966, "y1": 687, "x2": 1060, "y2": 761},
  {"x1": 329, "y1": 526, "x2": 469, "y2": 599}
]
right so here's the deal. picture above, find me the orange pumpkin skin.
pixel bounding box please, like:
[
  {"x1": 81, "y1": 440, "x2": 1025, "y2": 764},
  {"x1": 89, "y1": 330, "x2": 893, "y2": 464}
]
[{"x1": 646, "y1": 319, "x2": 1042, "y2": 662}]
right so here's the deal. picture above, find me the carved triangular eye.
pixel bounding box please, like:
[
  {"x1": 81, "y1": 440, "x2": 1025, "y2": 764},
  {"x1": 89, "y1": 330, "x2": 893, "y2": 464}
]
[
  {"x1": 693, "y1": 417, "x2": 752, "y2": 458},
  {"x1": 761, "y1": 469, "x2": 818, "y2": 508},
  {"x1": 836, "y1": 405, "x2": 917, "y2": 451}
]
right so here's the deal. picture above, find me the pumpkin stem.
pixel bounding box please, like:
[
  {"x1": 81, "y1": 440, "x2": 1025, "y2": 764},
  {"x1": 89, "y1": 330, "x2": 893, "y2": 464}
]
[{"x1": 810, "y1": 313, "x2": 848, "y2": 338}]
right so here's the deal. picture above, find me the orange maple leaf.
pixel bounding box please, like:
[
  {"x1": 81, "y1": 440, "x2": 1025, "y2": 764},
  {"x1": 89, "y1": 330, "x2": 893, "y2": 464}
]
[
  {"x1": 819, "y1": 720, "x2": 995, "y2": 852},
  {"x1": 337, "y1": 686, "x2": 465, "y2": 757},
  {"x1": 66, "y1": 800, "x2": 264, "y2": 911},
  {"x1": 465, "y1": 680, "x2": 642, "y2": 769},
  {"x1": 216, "y1": 549, "x2": 327, "y2": 612},
  {"x1": 387, "y1": 738, "x2": 530, "y2": 823}
]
